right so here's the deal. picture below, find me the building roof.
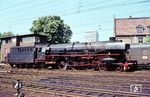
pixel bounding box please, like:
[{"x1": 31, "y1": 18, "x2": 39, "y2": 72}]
[
  {"x1": 115, "y1": 17, "x2": 150, "y2": 20},
  {"x1": 0, "y1": 33, "x2": 47, "y2": 40},
  {"x1": 115, "y1": 17, "x2": 150, "y2": 36}
]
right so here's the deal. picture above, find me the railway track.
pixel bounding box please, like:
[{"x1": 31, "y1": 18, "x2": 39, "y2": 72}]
[
  {"x1": 0, "y1": 69, "x2": 150, "y2": 97},
  {"x1": 1, "y1": 70, "x2": 150, "y2": 89},
  {"x1": 1, "y1": 74, "x2": 150, "y2": 97},
  {"x1": 1, "y1": 79, "x2": 150, "y2": 97}
]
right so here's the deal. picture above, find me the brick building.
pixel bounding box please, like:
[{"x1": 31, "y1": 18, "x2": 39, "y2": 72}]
[
  {"x1": 114, "y1": 17, "x2": 150, "y2": 44},
  {"x1": 0, "y1": 34, "x2": 48, "y2": 63}
]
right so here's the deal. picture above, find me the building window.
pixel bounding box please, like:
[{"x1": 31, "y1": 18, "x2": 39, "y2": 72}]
[
  {"x1": 138, "y1": 37, "x2": 143, "y2": 43},
  {"x1": 147, "y1": 25, "x2": 150, "y2": 32},
  {"x1": 136, "y1": 25, "x2": 144, "y2": 33},
  {"x1": 22, "y1": 37, "x2": 35, "y2": 43},
  {"x1": 11, "y1": 38, "x2": 16, "y2": 43},
  {"x1": 5, "y1": 39, "x2": 11, "y2": 44},
  {"x1": 2, "y1": 40, "x2": 5, "y2": 45}
]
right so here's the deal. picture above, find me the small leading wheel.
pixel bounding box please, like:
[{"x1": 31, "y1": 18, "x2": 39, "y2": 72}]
[
  {"x1": 58, "y1": 61, "x2": 68, "y2": 70},
  {"x1": 116, "y1": 65, "x2": 123, "y2": 72}
]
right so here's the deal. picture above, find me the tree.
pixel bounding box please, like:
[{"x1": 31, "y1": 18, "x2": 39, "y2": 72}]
[
  {"x1": 30, "y1": 16, "x2": 72, "y2": 44},
  {"x1": 0, "y1": 31, "x2": 14, "y2": 38},
  {"x1": 144, "y1": 36, "x2": 150, "y2": 43},
  {"x1": 0, "y1": 32, "x2": 2, "y2": 38}
]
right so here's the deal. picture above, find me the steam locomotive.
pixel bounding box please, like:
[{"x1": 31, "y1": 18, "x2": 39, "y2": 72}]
[{"x1": 7, "y1": 39, "x2": 137, "y2": 71}]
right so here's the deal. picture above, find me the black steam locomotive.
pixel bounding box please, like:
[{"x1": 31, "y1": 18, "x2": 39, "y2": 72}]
[{"x1": 7, "y1": 39, "x2": 137, "y2": 71}]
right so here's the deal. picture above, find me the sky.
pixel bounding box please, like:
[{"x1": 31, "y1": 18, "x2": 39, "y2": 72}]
[{"x1": 0, "y1": 0, "x2": 150, "y2": 42}]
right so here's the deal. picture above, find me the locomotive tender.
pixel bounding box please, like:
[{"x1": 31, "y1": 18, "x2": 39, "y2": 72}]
[
  {"x1": 7, "y1": 40, "x2": 136, "y2": 71},
  {"x1": 129, "y1": 43, "x2": 150, "y2": 70}
]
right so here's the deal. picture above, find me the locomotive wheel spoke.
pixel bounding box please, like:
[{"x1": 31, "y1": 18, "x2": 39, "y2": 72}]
[
  {"x1": 58, "y1": 61, "x2": 68, "y2": 70},
  {"x1": 63, "y1": 64, "x2": 68, "y2": 70},
  {"x1": 71, "y1": 67, "x2": 77, "y2": 70},
  {"x1": 70, "y1": 62, "x2": 80, "y2": 70}
]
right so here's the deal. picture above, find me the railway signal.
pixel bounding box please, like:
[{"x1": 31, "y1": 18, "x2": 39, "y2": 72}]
[{"x1": 13, "y1": 80, "x2": 25, "y2": 97}]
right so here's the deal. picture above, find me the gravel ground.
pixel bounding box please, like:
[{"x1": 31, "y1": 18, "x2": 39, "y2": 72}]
[
  {"x1": 0, "y1": 64, "x2": 150, "y2": 97},
  {"x1": 0, "y1": 87, "x2": 14, "y2": 97}
]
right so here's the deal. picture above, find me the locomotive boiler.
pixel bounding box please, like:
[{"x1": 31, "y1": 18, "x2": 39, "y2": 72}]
[{"x1": 45, "y1": 41, "x2": 132, "y2": 71}]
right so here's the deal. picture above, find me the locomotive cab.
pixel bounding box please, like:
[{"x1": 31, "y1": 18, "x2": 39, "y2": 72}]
[{"x1": 35, "y1": 44, "x2": 48, "y2": 67}]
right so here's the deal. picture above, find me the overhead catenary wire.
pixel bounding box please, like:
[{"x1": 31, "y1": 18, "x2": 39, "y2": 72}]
[
  {"x1": 1, "y1": 0, "x2": 149, "y2": 20},
  {"x1": 0, "y1": 0, "x2": 149, "y2": 26},
  {"x1": 0, "y1": 8, "x2": 149, "y2": 28},
  {"x1": 0, "y1": 0, "x2": 149, "y2": 36},
  {"x1": 0, "y1": 0, "x2": 37, "y2": 11},
  {"x1": 0, "y1": 0, "x2": 112, "y2": 20}
]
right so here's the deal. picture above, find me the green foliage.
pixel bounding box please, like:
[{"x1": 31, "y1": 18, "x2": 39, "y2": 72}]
[
  {"x1": 0, "y1": 32, "x2": 2, "y2": 38},
  {"x1": 144, "y1": 36, "x2": 150, "y2": 43},
  {"x1": 0, "y1": 31, "x2": 14, "y2": 38},
  {"x1": 30, "y1": 16, "x2": 72, "y2": 44}
]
